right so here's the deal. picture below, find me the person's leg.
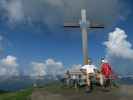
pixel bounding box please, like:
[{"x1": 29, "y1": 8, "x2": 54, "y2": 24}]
[
  {"x1": 99, "y1": 74, "x2": 104, "y2": 87},
  {"x1": 73, "y1": 79, "x2": 76, "y2": 87},
  {"x1": 86, "y1": 74, "x2": 92, "y2": 92},
  {"x1": 104, "y1": 79, "x2": 107, "y2": 88},
  {"x1": 74, "y1": 79, "x2": 78, "y2": 89},
  {"x1": 105, "y1": 79, "x2": 111, "y2": 89},
  {"x1": 109, "y1": 78, "x2": 112, "y2": 89},
  {"x1": 66, "y1": 79, "x2": 69, "y2": 86},
  {"x1": 90, "y1": 76, "x2": 93, "y2": 90}
]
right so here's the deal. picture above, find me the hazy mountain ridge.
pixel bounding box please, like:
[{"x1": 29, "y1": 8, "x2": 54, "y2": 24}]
[{"x1": 0, "y1": 75, "x2": 133, "y2": 91}]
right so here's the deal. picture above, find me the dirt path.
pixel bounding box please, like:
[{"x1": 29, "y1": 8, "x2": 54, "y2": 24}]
[
  {"x1": 31, "y1": 85, "x2": 133, "y2": 100},
  {"x1": 31, "y1": 88, "x2": 67, "y2": 100}
]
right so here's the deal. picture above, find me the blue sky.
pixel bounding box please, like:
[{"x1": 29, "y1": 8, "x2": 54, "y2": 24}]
[{"x1": 0, "y1": 0, "x2": 133, "y2": 76}]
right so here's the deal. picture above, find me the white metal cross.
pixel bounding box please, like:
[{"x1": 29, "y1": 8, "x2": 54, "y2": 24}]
[{"x1": 64, "y1": 9, "x2": 104, "y2": 65}]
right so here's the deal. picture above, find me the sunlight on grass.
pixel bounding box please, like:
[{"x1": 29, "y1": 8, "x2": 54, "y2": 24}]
[{"x1": 0, "y1": 88, "x2": 33, "y2": 100}]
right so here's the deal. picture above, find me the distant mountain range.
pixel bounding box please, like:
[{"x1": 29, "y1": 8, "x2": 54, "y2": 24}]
[
  {"x1": 0, "y1": 75, "x2": 61, "y2": 91},
  {"x1": 0, "y1": 75, "x2": 133, "y2": 91},
  {"x1": 118, "y1": 77, "x2": 133, "y2": 85}
]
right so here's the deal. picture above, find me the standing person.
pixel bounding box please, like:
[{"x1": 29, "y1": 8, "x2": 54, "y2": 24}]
[
  {"x1": 100, "y1": 58, "x2": 113, "y2": 88},
  {"x1": 65, "y1": 70, "x2": 71, "y2": 86},
  {"x1": 80, "y1": 59, "x2": 97, "y2": 92},
  {"x1": 72, "y1": 74, "x2": 78, "y2": 88},
  {"x1": 96, "y1": 71, "x2": 104, "y2": 87}
]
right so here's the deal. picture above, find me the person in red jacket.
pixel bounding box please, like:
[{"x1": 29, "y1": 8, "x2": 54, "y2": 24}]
[{"x1": 100, "y1": 58, "x2": 113, "y2": 88}]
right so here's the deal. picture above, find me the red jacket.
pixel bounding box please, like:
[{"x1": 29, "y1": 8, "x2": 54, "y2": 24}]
[{"x1": 101, "y1": 63, "x2": 112, "y2": 79}]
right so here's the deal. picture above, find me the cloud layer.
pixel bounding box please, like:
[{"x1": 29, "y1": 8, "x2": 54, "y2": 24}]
[
  {"x1": 27, "y1": 59, "x2": 83, "y2": 79},
  {"x1": 28, "y1": 59, "x2": 65, "y2": 78},
  {"x1": 0, "y1": 0, "x2": 126, "y2": 28},
  {"x1": 0, "y1": 54, "x2": 82, "y2": 79},
  {"x1": 0, "y1": 55, "x2": 19, "y2": 77}
]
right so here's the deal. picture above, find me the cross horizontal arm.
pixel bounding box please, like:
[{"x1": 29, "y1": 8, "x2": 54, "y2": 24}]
[
  {"x1": 64, "y1": 22, "x2": 80, "y2": 28},
  {"x1": 64, "y1": 22, "x2": 104, "y2": 29},
  {"x1": 90, "y1": 26, "x2": 104, "y2": 28},
  {"x1": 90, "y1": 23, "x2": 104, "y2": 28},
  {"x1": 64, "y1": 25, "x2": 80, "y2": 28},
  {"x1": 64, "y1": 26, "x2": 104, "y2": 28}
]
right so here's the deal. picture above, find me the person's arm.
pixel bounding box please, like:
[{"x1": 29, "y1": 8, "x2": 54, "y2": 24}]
[
  {"x1": 80, "y1": 66, "x2": 87, "y2": 74},
  {"x1": 100, "y1": 64, "x2": 103, "y2": 73},
  {"x1": 93, "y1": 65, "x2": 98, "y2": 73},
  {"x1": 80, "y1": 68, "x2": 86, "y2": 74},
  {"x1": 108, "y1": 64, "x2": 113, "y2": 74}
]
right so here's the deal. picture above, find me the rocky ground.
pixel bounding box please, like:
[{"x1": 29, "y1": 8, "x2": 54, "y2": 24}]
[{"x1": 30, "y1": 85, "x2": 133, "y2": 100}]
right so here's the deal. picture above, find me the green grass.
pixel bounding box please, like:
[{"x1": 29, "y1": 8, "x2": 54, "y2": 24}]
[{"x1": 0, "y1": 88, "x2": 33, "y2": 100}]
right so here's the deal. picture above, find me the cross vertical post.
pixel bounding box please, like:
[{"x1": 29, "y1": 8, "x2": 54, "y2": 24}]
[{"x1": 80, "y1": 9, "x2": 89, "y2": 65}]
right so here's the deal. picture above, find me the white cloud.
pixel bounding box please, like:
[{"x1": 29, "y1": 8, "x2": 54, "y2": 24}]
[
  {"x1": 68, "y1": 64, "x2": 82, "y2": 71},
  {"x1": 28, "y1": 58, "x2": 83, "y2": 79},
  {"x1": 29, "y1": 59, "x2": 65, "y2": 78},
  {"x1": 104, "y1": 28, "x2": 133, "y2": 75},
  {"x1": 1, "y1": 55, "x2": 18, "y2": 67},
  {"x1": 29, "y1": 62, "x2": 46, "y2": 77},
  {"x1": 45, "y1": 59, "x2": 64, "y2": 76},
  {"x1": 0, "y1": 55, "x2": 19, "y2": 77},
  {"x1": 104, "y1": 28, "x2": 133, "y2": 59}
]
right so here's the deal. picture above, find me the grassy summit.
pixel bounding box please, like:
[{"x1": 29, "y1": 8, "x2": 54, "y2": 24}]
[
  {"x1": 0, "y1": 88, "x2": 33, "y2": 100},
  {"x1": 0, "y1": 83, "x2": 132, "y2": 100}
]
